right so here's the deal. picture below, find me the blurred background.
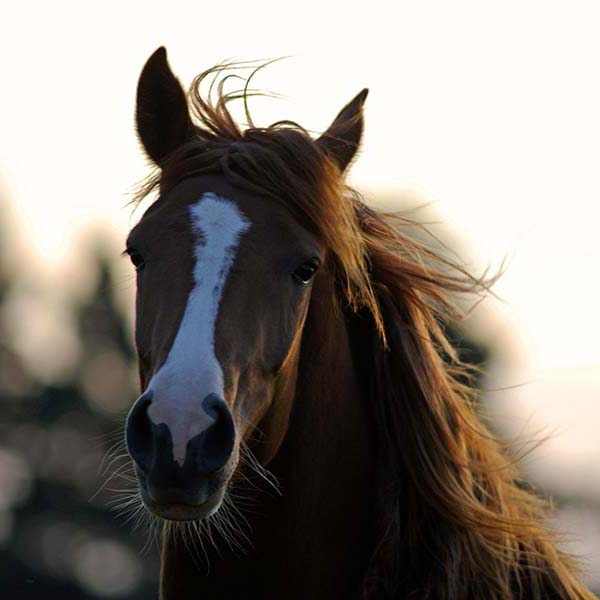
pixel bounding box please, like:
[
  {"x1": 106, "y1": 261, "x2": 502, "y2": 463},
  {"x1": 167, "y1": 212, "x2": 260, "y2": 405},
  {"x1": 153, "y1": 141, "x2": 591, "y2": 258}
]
[{"x1": 1, "y1": 0, "x2": 599, "y2": 596}]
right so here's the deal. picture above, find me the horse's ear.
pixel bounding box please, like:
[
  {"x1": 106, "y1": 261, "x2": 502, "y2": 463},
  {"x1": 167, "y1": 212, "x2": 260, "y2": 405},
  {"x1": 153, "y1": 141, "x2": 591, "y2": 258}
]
[
  {"x1": 316, "y1": 88, "x2": 368, "y2": 173},
  {"x1": 135, "y1": 47, "x2": 195, "y2": 165}
]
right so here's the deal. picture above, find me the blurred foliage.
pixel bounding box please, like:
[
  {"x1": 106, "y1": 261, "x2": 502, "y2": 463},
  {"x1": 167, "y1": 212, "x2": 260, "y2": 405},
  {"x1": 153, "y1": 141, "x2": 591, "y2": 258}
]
[{"x1": 0, "y1": 236, "x2": 159, "y2": 597}]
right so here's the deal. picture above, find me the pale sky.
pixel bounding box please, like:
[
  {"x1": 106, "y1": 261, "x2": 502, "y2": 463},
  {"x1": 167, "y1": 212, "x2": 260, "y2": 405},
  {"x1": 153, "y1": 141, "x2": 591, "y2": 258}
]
[{"x1": 1, "y1": 1, "x2": 599, "y2": 490}]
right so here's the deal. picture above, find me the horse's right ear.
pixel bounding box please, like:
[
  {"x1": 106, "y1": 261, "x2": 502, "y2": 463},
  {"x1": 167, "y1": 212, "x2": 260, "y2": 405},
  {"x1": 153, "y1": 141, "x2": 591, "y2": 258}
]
[
  {"x1": 316, "y1": 88, "x2": 368, "y2": 173},
  {"x1": 135, "y1": 47, "x2": 195, "y2": 166}
]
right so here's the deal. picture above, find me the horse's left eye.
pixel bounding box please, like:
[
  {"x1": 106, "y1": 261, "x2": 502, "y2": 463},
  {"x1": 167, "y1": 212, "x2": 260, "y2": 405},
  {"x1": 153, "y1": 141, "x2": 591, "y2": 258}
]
[
  {"x1": 293, "y1": 260, "x2": 319, "y2": 285},
  {"x1": 127, "y1": 249, "x2": 145, "y2": 271}
]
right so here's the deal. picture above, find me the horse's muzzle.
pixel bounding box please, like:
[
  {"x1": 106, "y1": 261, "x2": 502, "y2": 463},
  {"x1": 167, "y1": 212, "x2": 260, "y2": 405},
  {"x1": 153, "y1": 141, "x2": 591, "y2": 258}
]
[{"x1": 125, "y1": 391, "x2": 235, "y2": 520}]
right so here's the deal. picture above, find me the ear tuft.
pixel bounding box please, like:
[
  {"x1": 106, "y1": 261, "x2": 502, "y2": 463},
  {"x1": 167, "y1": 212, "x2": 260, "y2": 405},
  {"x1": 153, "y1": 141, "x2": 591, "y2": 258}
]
[
  {"x1": 316, "y1": 88, "x2": 369, "y2": 173},
  {"x1": 135, "y1": 47, "x2": 195, "y2": 165}
]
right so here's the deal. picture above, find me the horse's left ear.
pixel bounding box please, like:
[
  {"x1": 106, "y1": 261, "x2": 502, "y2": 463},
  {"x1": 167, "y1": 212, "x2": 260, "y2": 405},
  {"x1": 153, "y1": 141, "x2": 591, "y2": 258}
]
[
  {"x1": 136, "y1": 47, "x2": 195, "y2": 166},
  {"x1": 316, "y1": 88, "x2": 368, "y2": 173}
]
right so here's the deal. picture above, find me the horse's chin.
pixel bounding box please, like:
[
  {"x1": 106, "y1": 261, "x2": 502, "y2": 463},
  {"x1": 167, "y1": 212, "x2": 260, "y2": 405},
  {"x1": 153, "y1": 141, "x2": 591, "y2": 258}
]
[
  {"x1": 132, "y1": 451, "x2": 239, "y2": 522},
  {"x1": 140, "y1": 485, "x2": 226, "y2": 521}
]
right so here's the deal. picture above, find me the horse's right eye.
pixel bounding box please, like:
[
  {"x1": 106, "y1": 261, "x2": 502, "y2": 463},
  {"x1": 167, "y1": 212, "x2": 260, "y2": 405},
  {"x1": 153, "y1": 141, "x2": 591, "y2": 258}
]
[
  {"x1": 127, "y1": 249, "x2": 145, "y2": 271},
  {"x1": 292, "y1": 259, "x2": 320, "y2": 286}
]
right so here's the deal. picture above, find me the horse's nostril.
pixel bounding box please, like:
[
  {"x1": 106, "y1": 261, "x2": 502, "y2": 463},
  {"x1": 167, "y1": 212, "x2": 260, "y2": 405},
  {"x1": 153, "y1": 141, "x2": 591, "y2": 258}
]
[
  {"x1": 125, "y1": 391, "x2": 154, "y2": 473},
  {"x1": 125, "y1": 391, "x2": 235, "y2": 484},
  {"x1": 191, "y1": 394, "x2": 235, "y2": 475}
]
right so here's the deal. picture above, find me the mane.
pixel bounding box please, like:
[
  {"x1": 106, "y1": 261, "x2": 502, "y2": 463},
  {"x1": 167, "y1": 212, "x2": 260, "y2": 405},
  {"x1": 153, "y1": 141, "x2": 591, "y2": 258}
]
[
  {"x1": 135, "y1": 64, "x2": 594, "y2": 599},
  {"x1": 352, "y1": 206, "x2": 592, "y2": 599}
]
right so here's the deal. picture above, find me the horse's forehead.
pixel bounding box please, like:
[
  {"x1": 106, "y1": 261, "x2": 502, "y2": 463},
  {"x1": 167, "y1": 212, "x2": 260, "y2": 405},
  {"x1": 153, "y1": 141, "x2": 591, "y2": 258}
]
[
  {"x1": 134, "y1": 186, "x2": 313, "y2": 252},
  {"x1": 133, "y1": 182, "x2": 252, "y2": 236}
]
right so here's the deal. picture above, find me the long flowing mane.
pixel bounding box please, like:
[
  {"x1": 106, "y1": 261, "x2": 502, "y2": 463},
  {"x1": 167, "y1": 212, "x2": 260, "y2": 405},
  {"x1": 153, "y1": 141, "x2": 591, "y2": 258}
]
[{"x1": 134, "y1": 63, "x2": 594, "y2": 599}]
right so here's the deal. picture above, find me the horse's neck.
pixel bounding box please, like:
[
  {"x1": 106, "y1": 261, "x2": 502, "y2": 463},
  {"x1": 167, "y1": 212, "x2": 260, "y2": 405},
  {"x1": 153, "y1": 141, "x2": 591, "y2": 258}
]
[
  {"x1": 159, "y1": 285, "x2": 377, "y2": 599},
  {"x1": 254, "y1": 289, "x2": 377, "y2": 596}
]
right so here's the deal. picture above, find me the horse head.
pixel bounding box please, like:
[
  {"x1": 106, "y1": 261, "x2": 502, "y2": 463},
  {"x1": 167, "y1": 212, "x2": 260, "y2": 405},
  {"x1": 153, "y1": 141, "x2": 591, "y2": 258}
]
[{"x1": 124, "y1": 48, "x2": 368, "y2": 521}]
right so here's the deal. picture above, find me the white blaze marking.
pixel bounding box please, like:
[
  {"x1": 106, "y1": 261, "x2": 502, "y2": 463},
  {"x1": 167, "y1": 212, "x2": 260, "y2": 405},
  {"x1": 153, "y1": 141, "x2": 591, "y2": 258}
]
[{"x1": 145, "y1": 192, "x2": 250, "y2": 465}]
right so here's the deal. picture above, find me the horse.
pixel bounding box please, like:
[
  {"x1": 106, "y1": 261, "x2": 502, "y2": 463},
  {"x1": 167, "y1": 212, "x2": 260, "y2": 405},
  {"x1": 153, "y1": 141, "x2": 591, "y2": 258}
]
[{"x1": 122, "y1": 47, "x2": 595, "y2": 599}]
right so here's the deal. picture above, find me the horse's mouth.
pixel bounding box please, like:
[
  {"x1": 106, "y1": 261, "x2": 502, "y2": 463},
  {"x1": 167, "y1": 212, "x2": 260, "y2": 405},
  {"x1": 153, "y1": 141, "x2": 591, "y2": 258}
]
[
  {"x1": 140, "y1": 489, "x2": 225, "y2": 521},
  {"x1": 137, "y1": 472, "x2": 227, "y2": 521}
]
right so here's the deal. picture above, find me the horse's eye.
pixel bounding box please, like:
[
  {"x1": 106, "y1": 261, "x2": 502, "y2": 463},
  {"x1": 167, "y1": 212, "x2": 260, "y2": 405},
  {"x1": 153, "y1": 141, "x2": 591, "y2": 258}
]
[
  {"x1": 293, "y1": 260, "x2": 319, "y2": 285},
  {"x1": 127, "y1": 249, "x2": 145, "y2": 271}
]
